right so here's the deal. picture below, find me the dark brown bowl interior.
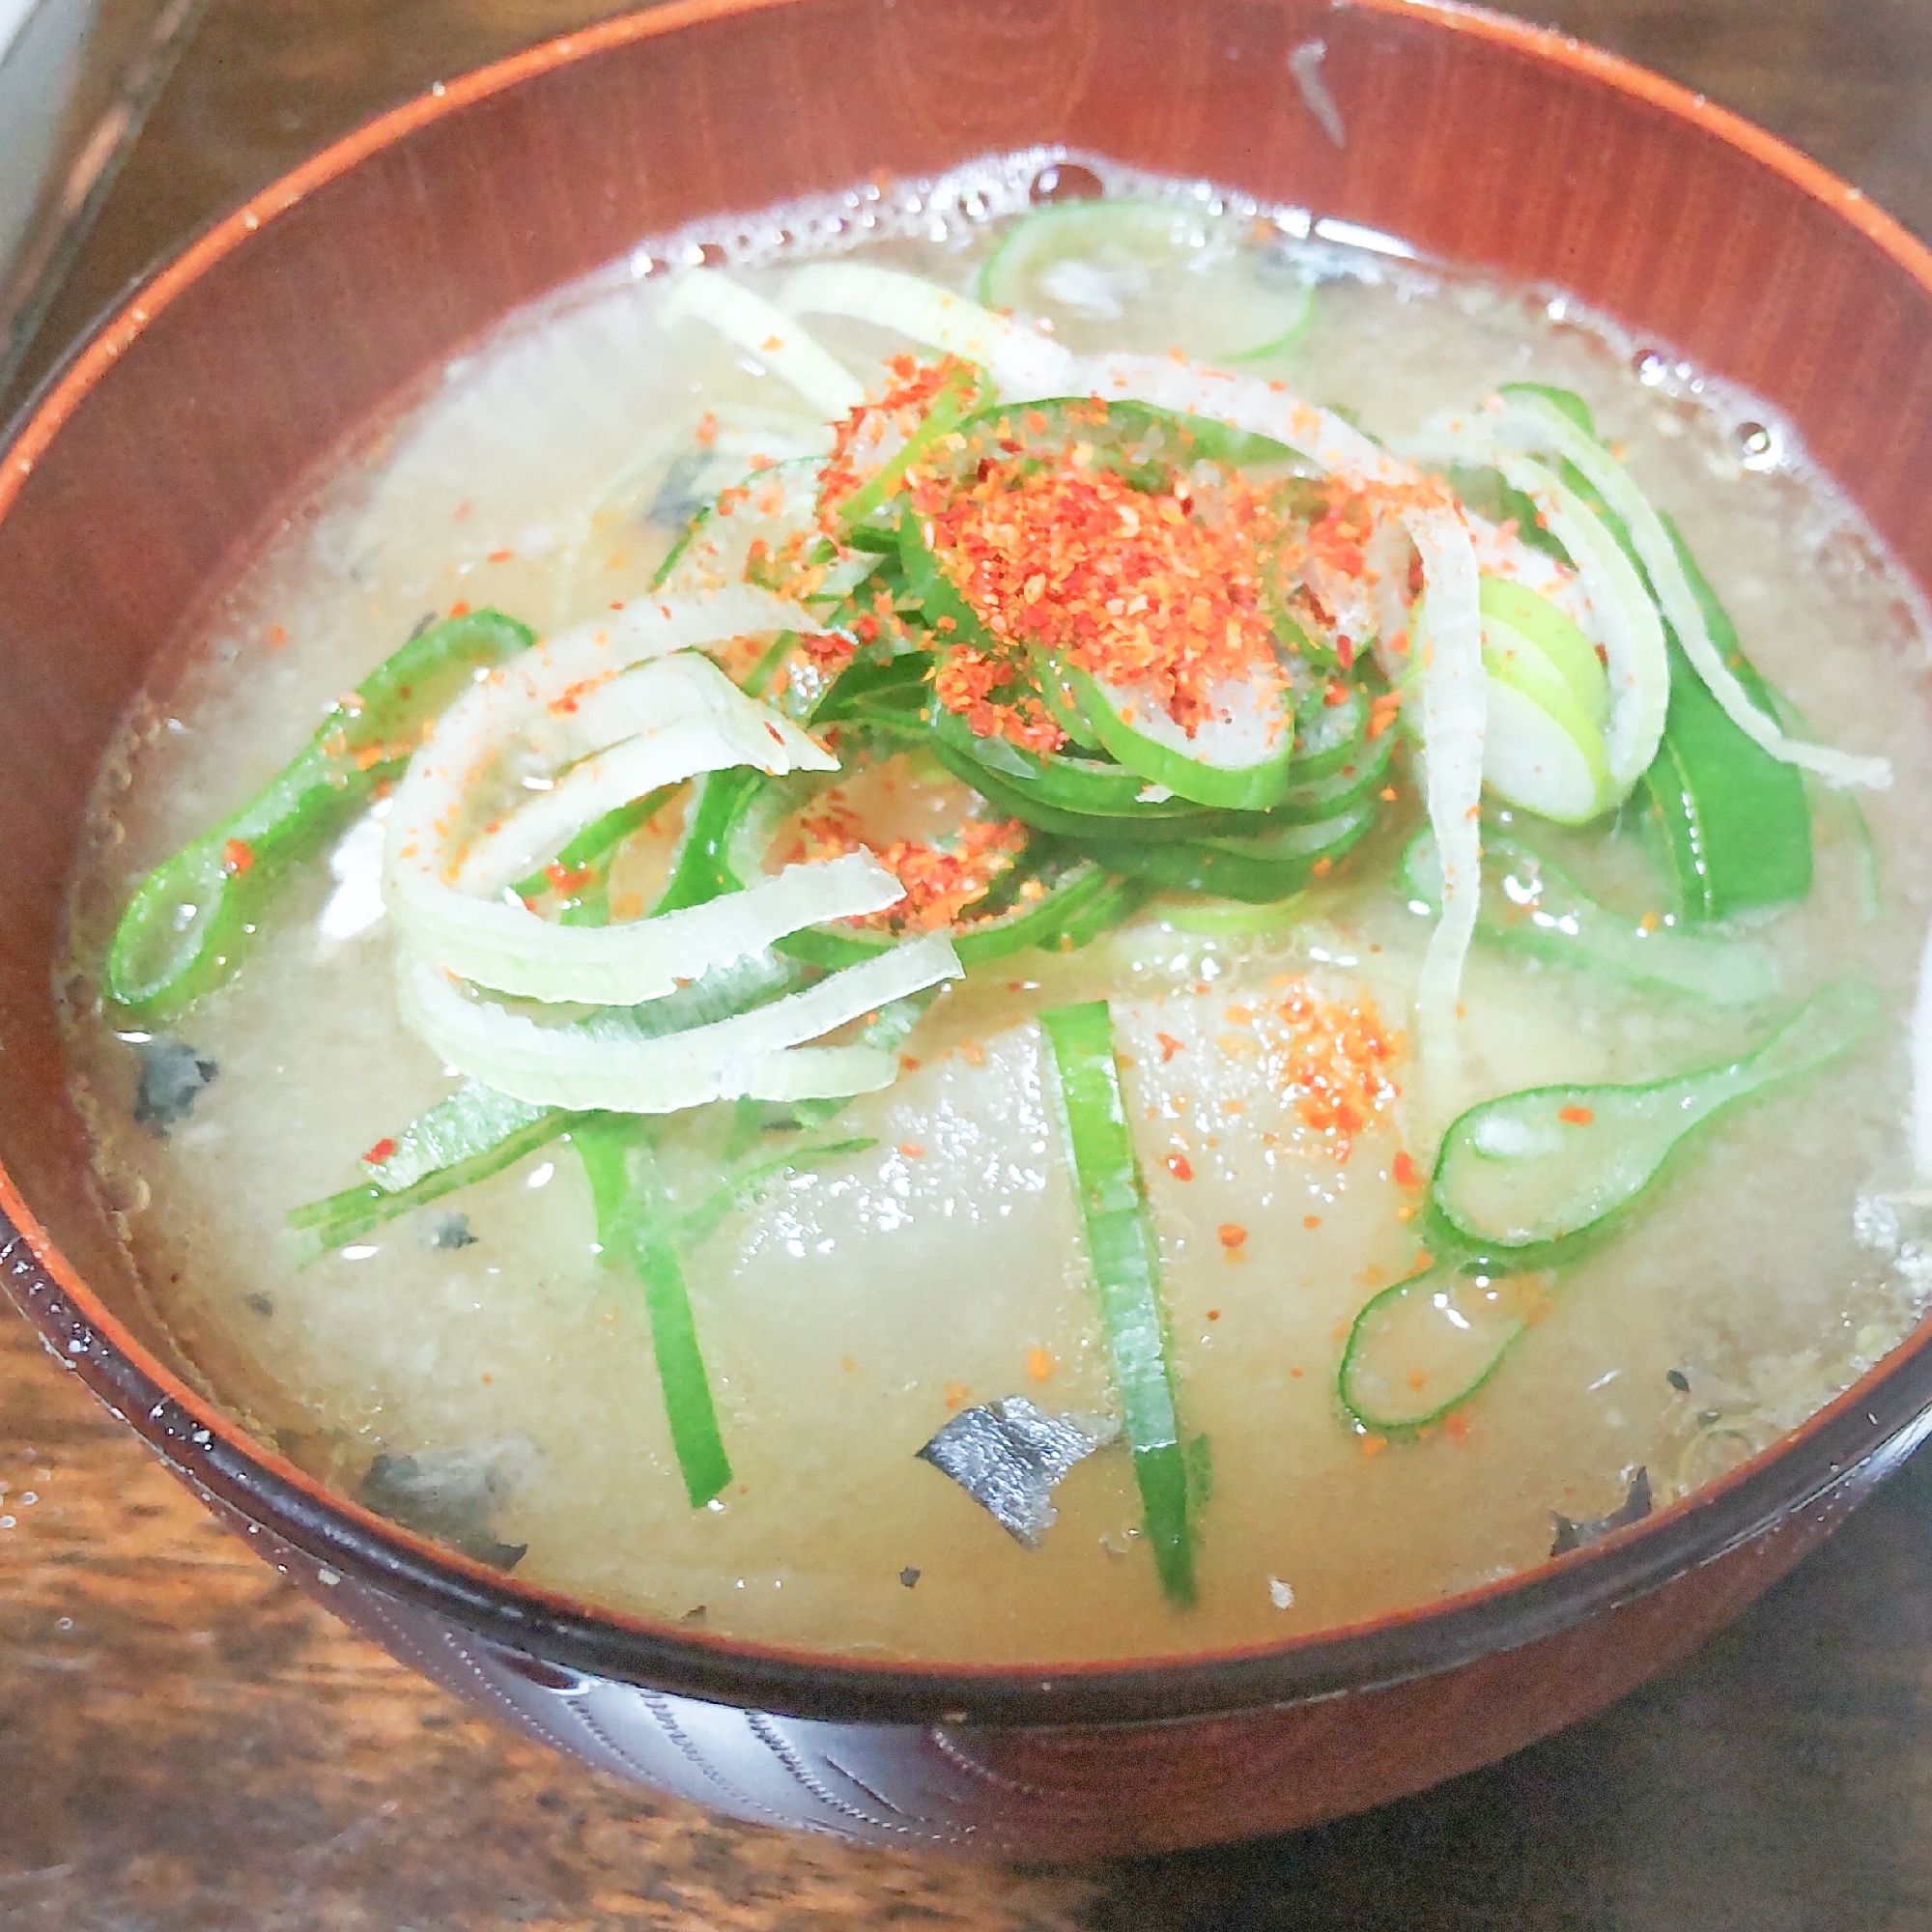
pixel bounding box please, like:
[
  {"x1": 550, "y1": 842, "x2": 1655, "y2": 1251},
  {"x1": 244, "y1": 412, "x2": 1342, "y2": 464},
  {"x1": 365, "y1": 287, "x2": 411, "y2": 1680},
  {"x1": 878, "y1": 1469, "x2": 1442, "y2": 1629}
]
[{"x1": 8, "y1": 0, "x2": 1932, "y2": 1738}]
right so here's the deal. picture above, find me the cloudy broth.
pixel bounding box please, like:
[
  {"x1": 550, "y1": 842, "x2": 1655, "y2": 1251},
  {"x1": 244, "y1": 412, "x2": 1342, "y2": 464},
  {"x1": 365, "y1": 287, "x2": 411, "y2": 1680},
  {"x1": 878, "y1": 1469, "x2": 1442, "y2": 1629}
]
[{"x1": 57, "y1": 154, "x2": 1932, "y2": 1663}]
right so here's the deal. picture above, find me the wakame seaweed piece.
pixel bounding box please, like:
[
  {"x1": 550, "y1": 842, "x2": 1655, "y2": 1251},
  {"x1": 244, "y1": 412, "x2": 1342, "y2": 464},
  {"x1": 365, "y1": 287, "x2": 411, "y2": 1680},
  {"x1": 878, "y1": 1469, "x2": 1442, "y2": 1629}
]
[
  {"x1": 105, "y1": 609, "x2": 536, "y2": 1021},
  {"x1": 1399, "y1": 827, "x2": 1779, "y2": 1008},
  {"x1": 1493, "y1": 383, "x2": 1813, "y2": 922},
  {"x1": 1430, "y1": 979, "x2": 1880, "y2": 1263},
  {"x1": 1039, "y1": 1000, "x2": 1194, "y2": 1606},
  {"x1": 575, "y1": 1116, "x2": 733, "y2": 1508},
  {"x1": 360, "y1": 1439, "x2": 535, "y2": 1570},
  {"x1": 131, "y1": 1038, "x2": 218, "y2": 1133},
  {"x1": 916, "y1": 1398, "x2": 1120, "y2": 1547},
  {"x1": 1550, "y1": 1467, "x2": 1652, "y2": 1556},
  {"x1": 1339, "y1": 1256, "x2": 1558, "y2": 1434},
  {"x1": 811, "y1": 651, "x2": 936, "y2": 734},
  {"x1": 1082, "y1": 799, "x2": 1379, "y2": 903}
]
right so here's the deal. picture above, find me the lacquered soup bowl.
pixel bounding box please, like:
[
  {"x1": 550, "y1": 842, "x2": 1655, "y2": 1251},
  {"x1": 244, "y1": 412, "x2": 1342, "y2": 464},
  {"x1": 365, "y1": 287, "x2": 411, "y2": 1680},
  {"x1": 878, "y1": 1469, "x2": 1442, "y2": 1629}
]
[{"x1": 7, "y1": 0, "x2": 1932, "y2": 1861}]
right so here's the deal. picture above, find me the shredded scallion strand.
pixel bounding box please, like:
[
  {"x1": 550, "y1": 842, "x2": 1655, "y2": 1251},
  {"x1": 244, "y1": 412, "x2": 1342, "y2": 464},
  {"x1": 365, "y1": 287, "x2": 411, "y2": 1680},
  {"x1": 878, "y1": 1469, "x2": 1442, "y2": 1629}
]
[
  {"x1": 1038, "y1": 1000, "x2": 1194, "y2": 1605},
  {"x1": 575, "y1": 1117, "x2": 733, "y2": 1508}
]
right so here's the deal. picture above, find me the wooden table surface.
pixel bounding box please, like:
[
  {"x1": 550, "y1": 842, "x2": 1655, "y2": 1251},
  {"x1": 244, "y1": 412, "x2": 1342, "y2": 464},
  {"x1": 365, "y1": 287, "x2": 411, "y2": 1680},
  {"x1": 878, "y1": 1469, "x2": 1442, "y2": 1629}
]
[{"x1": 8, "y1": 4, "x2": 1932, "y2": 1925}]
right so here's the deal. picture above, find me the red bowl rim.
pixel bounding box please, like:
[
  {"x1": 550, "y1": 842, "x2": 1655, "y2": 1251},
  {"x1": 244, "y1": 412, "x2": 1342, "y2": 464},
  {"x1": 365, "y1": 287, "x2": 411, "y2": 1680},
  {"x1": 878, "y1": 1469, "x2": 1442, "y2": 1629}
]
[{"x1": 6, "y1": 0, "x2": 1932, "y2": 1729}]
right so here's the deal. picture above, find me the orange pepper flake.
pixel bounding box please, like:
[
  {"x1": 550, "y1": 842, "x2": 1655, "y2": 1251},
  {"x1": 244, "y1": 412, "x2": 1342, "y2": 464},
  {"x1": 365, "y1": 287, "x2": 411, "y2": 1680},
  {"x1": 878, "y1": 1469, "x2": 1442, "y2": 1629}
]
[
  {"x1": 786, "y1": 811, "x2": 1029, "y2": 934},
  {"x1": 1156, "y1": 1032, "x2": 1185, "y2": 1063},
  {"x1": 898, "y1": 1054, "x2": 921, "y2": 1073},
  {"x1": 695, "y1": 411, "x2": 719, "y2": 447},
  {"x1": 960, "y1": 1042, "x2": 986, "y2": 1067},
  {"x1": 1392, "y1": 1150, "x2": 1422, "y2": 1190},
  {"x1": 1639, "y1": 912, "x2": 1661, "y2": 935},
  {"x1": 1026, "y1": 1346, "x2": 1055, "y2": 1381},
  {"x1": 1165, "y1": 1151, "x2": 1195, "y2": 1181},
  {"x1": 265, "y1": 623, "x2": 288, "y2": 649},
  {"x1": 1265, "y1": 982, "x2": 1402, "y2": 1162},
  {"x1": 927, "y1": 449, "x2": 1290, "y2": 744},
  {"x1": 897, "y1": 1143, "x2": 925, "y2": 1159},
  {"x1": 221, "y1": 838, "x2": 254, "y2": 875},
  {"x1": 544, "y1": 862, "x2": 595, "y2": 894},
  {"x1": 362, "y1": 1137, "x2": 398, "y2": 1166},
  {"x1": 448, "y1": 599, "x2": 470, "y2": 618},
  {"x1": 1443, "y1": 1411, "x2": 1471, "y2": 1441},
  {"x1": 1218, "y1": 1223, "x2": 1248, "y2": 1249},
  {"x1": 1559, "y1": 1105, "x2": 1596, "y2": 1125},
  {"x1": 1303, "y1": 1213, "x2": 1321, "y2": 1230},
  {"x1": 1207, "y1": 1307, "x2": 1222, "y2": 1321},
  {"x1": 943, "y1": 1381, "x2": 969, "y2": 1411},
  {"x1": 1406, "y1": 1369, "x2": 1428, "y2": 1392},
  {"x1": 487, "y1": 548, "x2": 514, "y2": 564},
  {"x1": 1359, "y1": 1434, "x2": 1388, "y2": 1459}
]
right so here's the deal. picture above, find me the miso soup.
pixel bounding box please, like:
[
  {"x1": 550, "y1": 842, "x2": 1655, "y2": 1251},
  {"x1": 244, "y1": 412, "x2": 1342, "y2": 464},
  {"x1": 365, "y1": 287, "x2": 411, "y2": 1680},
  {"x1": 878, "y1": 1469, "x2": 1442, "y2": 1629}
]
[{"x1": 59, "y1": 154, "x2": 1932, "y2": 1663}]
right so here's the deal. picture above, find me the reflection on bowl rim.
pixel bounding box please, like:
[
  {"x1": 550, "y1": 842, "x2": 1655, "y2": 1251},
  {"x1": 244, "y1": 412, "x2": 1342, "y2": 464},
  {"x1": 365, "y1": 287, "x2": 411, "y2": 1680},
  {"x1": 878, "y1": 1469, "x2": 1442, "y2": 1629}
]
[{"x1": 5, "y1": 0, "x2": 1932, "y2": 1730}]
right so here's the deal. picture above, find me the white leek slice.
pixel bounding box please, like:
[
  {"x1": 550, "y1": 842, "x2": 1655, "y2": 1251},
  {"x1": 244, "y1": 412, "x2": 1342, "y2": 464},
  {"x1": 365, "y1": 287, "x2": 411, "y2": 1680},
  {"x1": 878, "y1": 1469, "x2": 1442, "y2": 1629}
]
[
  {"x1": 1481, "y1": 677, "x2": 1610, "y2": 824},
  {"x1": 385, "y1": 589, "x2": 858, "y2": 1003},
  {"x1": 781, "y1": 262, "x2": 1077, "y2": 401},
  {"x1": 663, "y1": 270, "x2": 867, "y2": 419},
  {"x1": 1074, "y1": 350, "x2": 1410, "y2": 484},
  {"x1": 1404, "y1": 420, "x2": 1669, "y2": 804},
  {"x1": 457, "y1": 661, "x2": 834, "y2": 897},
  {"x1": 397, "y1": 932, "x2": 962, "y2": 1113},
  {"x1": 1496, "y1": 393, "x2": 1891, "y2": 790},
  {"x1": 1406, "y1": 504, "x2": 1487, "y2": 1088},
  {"x1": 408, "y1": 851, "x2": 900, "y2": 1011}
]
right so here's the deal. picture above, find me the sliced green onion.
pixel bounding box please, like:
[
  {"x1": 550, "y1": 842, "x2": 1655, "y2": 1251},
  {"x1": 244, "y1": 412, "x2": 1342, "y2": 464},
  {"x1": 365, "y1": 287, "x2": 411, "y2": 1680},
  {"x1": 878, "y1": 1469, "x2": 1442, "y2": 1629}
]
[
  {"x1": 397, "y1": 930, "x2": 962, "y2": 1114},
  {"x1": 106, "y1": 609, "x2": 535, "y2": 1021},
  {"x1": 1400, "y1": 828, "x2": 1779, "y2": 1007},
  {"x1": 1430, "y1": 980, "x2": 1878, "y2": 1260},
  {"x1": 1039, "y1": 1000, "x2": 1194, "y2": 1606},
  {"x1": 977, "y1": 198, "x2": 1315, "y2": 363},
  {"x1": 1495, "y1": 388, "x2": 1889, "y2": 790},
  {"x1": 1340, "y1": 1257, "x2": 1548, "y2": 1434},
  {"x1": 575, "y1": 1117, "x2": 734, "y2": 1507}
]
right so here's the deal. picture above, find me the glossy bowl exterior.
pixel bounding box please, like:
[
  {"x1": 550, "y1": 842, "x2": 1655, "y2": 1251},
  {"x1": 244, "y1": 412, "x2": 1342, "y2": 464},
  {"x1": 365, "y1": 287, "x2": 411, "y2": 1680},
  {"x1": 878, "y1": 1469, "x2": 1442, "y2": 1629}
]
[{"x1": 6, "y1": 0, "x2": 1932, "y2": 1860}]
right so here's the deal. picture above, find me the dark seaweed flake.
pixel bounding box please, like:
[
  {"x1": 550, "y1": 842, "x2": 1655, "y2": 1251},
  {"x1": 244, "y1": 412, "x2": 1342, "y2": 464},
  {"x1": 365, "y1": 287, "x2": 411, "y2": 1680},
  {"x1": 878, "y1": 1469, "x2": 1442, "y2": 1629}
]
[
  {"x1": 916, "y1": 1398, "x2": 1118, "y2": 1548},
  {"x1": 649, "y1": 452, "x2": 717, "y2": 528},
  {"x1": 242, "y1": 1293, "x2": 275, "y2": 1319},
  {"x1": 132, "y1": 1038, "x2": 217, "y2": 1133},
  {"x1": 1550, "y1": 1466, "x2": 1652, "y2": 1557},
  {"x1": 1666, "y1": 1368, "x2": 1690, "y2": 1393},
  {"x1": 418, "y1": 1208, "x2": 477, "y2": 1251},
  {"x1": 361, "y1": 1438, "x2": 536, "y2": 1571},
  {"x1": 899, "y1": 1566, "x2": 921, "y2": 1589}
]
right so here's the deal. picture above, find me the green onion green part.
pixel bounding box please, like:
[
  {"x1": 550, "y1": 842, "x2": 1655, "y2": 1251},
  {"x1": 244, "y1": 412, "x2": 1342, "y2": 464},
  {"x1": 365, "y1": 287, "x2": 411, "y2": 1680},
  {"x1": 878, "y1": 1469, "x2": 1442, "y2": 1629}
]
[
  {"x1": 105, "y1": 609, "x2": 535, "y2": 1020},
  {"x1": 1038, "y1": 1000, "x2": 1194, "y2": 1605}
]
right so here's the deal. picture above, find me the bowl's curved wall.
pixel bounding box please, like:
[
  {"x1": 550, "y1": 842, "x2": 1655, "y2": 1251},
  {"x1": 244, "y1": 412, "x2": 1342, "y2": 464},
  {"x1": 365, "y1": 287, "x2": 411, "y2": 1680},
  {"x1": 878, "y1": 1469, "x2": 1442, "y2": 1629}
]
[{"x1": 6, "y1": 0, "x2": 1932, "y2": 1854}]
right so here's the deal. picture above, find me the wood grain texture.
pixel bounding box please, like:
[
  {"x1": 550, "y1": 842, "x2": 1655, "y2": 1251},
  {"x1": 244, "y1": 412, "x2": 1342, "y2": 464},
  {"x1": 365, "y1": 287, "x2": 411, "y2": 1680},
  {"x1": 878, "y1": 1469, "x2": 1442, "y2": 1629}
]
[{"x1": 8, "y1": 0, "x2": 1932, "y2": 1922}]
